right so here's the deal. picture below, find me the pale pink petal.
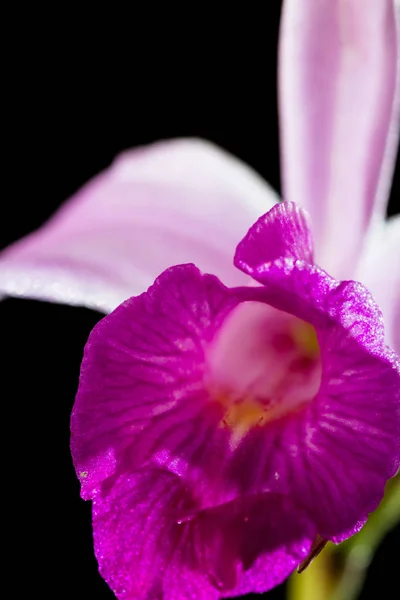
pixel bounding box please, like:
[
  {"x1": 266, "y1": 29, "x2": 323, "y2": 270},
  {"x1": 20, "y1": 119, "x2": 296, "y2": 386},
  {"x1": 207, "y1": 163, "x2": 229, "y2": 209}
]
[
  {"x1": 0, "y1": 138, "x2": 277, "y2": 313},
  {"x1": 356, "y1": 216, "x2": 400, "y2": 353},
  {"x1": 279, "y1": 0, "x2": 400, "y2": 278}
]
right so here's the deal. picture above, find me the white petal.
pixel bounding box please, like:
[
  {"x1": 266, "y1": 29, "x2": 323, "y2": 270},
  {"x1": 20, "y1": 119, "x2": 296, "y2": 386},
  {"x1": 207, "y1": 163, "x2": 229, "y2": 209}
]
[
  {"x1": 279, "y1": 0, "x2": 400, "y2": 278},
  {"x1": 0, "y1": 138, "x2": 278, "y2": 313},
  {"x1": 356, "y1": 216, "x2": 400, "y2": 352}
]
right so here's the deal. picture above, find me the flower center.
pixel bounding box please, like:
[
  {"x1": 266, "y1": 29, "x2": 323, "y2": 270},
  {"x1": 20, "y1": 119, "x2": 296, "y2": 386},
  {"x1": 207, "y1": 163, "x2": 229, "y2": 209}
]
[{"x1": 206, "y1": 301, "x2": 322, "y2": 446}]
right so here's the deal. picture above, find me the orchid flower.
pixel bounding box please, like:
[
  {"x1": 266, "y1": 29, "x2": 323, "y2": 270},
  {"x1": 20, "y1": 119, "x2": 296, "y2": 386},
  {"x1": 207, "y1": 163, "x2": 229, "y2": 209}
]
[{"x1": 1, "y1": 1, "x2": 399, "y2": 599}]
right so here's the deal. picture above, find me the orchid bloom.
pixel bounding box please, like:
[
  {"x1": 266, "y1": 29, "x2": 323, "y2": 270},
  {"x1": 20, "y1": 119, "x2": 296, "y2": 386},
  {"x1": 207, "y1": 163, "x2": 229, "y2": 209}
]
[{"x1": 1, "y1": 1, "x2": 400, "y2": 599}]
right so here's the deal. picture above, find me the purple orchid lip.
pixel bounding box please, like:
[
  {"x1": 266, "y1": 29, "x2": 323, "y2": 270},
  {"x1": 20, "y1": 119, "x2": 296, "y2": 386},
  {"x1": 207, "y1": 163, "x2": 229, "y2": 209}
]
[
  {"x1": 205, "y1": 301, "x2": 322, "y2": 449},
  {"x1": 71, "y1": 202, "x2": 400, "y2": 598},
  {"x1": 0, "y1": 1, "x2": 398, "y2": 598}
]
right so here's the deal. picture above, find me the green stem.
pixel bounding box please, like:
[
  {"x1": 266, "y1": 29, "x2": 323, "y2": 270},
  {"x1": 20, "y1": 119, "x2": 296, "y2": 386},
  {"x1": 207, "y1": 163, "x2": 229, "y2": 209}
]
[
  {"x1": 287, "y1": 476, "x2": 400, "y2": 600},
  {"x1": 332, "y1": 476, "x2": 400, "y2": 600},
  {"x1": 287, "y1": 549, "x2": 335, "y2": 600}
]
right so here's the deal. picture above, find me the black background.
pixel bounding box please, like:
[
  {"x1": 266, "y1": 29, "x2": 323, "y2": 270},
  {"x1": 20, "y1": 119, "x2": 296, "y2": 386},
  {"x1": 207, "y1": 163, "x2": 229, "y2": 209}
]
[{"x1": 3, "y1": 3, "x2": 399, "y2": 599}]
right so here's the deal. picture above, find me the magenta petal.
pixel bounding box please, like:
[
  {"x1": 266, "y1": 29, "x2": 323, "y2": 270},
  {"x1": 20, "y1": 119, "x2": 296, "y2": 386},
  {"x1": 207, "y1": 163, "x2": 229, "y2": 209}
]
[
  {"x1": 71, "y1": 263, "x2": 242, "y2": 499},
  {"x1": 74, "y1": 247, "x2": 400, "y2": 542},
  {"x1": 74, "y1": 202, "x2": 400, "y2": 570},
  {"x1": 234, "y1": 221, "x2": 400, "y2": 537},
  {"x1": 234, "y1": 201, "x2": 314, "y2": 269},
  {"x1": 93, "y1": 467, "x2": 314, "y2": 599},
  {"x1": 279, "y1": 0, "x2": 400, "y2": 278},
  {"x1": 92, "y1": 468, "x2": 218, "y2": 600},
  {"x1": 234, "y1": 206, "x2": 400, "y2": 536},
  {"x1": 195, "y1": 493, "x2": 314, "y2": 597},
  {"x1": 0, "y1": 138, "x2": 277, "y2": 312}
]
